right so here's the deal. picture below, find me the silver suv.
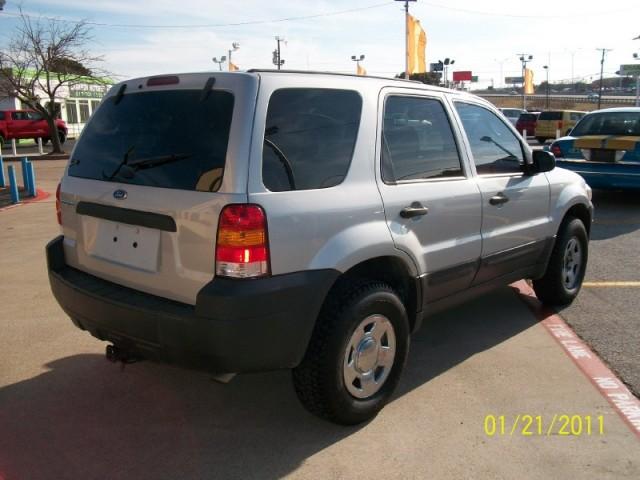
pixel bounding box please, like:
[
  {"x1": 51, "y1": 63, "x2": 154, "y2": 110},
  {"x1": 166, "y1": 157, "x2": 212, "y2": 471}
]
[{"x1": 47, "y1": 71, "x2": 593, "y2": 425}]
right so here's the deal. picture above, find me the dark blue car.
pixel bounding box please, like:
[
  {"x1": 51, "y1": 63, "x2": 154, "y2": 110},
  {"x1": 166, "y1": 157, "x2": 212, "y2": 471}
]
[{"x1": 550, "y1": 108, "x2": 640, "y2": 190}]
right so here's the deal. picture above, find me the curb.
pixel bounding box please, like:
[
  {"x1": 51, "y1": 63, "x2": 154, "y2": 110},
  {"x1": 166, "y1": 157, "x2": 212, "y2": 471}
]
[
  {"x1": 514, "y1": 280, "x2": 640, "y2": 439},
  {"x1": 0, "y1": 188, "x2": 51, "y2": 212}
]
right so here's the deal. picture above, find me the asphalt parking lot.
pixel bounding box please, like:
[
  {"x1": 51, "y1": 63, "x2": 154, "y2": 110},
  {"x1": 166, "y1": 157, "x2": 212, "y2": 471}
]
[{"x1": 0, "y1": 160, "x2": 638, "y2": 479}]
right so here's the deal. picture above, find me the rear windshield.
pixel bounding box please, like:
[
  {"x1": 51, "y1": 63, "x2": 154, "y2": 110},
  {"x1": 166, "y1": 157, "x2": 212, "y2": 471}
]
[
  {"x1": 538, "y1": 111, "x2": 562, "y2": 120},
  {"x1": 571, "y1": 111, "x2": 640, "y2": 137},
  {"x1": 518, "y1": 113, "x2": 537, "y2": 121},
  {"x1": 501, "y1": 109, "x2": 521, "y2": 117},
  {"x1": 68, "y1": 90, "x2": 234, "y2": 192}
]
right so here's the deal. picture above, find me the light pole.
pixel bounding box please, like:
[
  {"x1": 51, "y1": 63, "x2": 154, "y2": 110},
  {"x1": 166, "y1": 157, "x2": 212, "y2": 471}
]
[
  {"x1": 212, "y1": 55, "x2": 227, "y2": 71},
  {"x1": 351, "y1": 54, "x2": 365, "y2": 74},
  {"x1": 273, "y1": 36, "x2": 285, "y2": 70},
  {"x1": 494, "y1": 57, "x2": 510, "y2": 89},
  {"x1": 517, "y1": 53, "x2": 533, "y2": 110},
  {"x1": 543, "y1": 65, "x2": 550, "y2": 109},
  {"x1": 228, "y1": 42, "x2": 239, "y2": 71},
  {"x1": 596, "y1": 48, "x2": 612, "y2": 110},
  {"x1": 438, "y1": 58, "x2": 455, "y2": 88}
]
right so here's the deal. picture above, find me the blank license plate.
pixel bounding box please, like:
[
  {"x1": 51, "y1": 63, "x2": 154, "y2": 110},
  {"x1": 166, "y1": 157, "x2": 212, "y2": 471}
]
[{"x1": 83, "y1": 218, "x2": 161, "y2": 272}]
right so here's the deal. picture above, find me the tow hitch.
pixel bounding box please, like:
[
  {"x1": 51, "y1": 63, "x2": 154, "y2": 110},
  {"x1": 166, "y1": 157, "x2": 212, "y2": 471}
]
[{"x1": 106, "y1": 344, "x2": 140, "y2": 370}]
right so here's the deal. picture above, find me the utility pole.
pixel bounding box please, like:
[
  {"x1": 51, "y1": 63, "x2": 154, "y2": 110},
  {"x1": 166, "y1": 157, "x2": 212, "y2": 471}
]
[
  {"x1": 596, "y1": 48, "x2": 612, "y2": 110},
  {"x1": 273, "y1": 36, "x2": 285, "y2": 70},
  {"x1": 395, "y1": 0, "x2": 416, "y2": 79},
  {"x1": 517, "y1": 53, "x2": 533, "y2": 110},
  {"x1": 543, "y1": 65, "x2": 550, "y2": 109}
]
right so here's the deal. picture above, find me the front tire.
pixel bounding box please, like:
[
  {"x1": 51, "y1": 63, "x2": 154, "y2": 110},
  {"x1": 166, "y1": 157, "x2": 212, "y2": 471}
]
[
  {"x1": 293, "y1": 279, "x2": 410, "y2": 425},
  {"x1": 533, "y1": 217, "x2": 588, "y2": 306},
  {"x1": 536, "y1": 137, "x2": 547, "y2": 145}
]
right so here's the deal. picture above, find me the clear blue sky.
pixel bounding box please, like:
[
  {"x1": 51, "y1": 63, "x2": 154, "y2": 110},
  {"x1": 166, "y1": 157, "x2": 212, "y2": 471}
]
[{"x1": 1, "y1": 0, "x2": 639, "y2": 88}]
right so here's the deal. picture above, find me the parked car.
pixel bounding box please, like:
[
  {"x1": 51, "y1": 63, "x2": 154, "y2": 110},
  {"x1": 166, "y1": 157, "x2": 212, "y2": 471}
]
[
  {"x1": 550, "y1": 107, "x2": 640, "y2": 190},
  {"x1": 535, "y1": 110, "x2": 586, "y2": 144},
  {"x1": 515, "y1": 112, "x2": 540, "y2": 137},
  {"x1": 47, "y1": 71, "x2": 593, "y2": 425},
  {"x1": 499, "y1": 107, "x2": 526, "y2": 126},
  {"x1": 586, "y1": 92, "x2": 600, "y2": 102},
  {"x1": 0, "y1": 109, "x2": 67, "y2": 146}
]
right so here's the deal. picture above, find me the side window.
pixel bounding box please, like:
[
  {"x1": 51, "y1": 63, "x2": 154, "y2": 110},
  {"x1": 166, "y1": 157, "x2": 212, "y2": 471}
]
[
  {"x1": 262, "y1": 88, "x2": 362, "y2": 192},
  {"x1": 0, "y1": 112, "x2": 4, "y2": 120},
  {"x1": 454, "y1": 102, "x2": 524, "y2": 175},
  {"x1": 26, "y1": 111, "x2": 43, "y2": 121},
  {"x1": 11, "y1": 112, "x2": 25, "y2": 120},
  {"x1": 381, "y1": 96, "x2": 463, "y2": 182}
]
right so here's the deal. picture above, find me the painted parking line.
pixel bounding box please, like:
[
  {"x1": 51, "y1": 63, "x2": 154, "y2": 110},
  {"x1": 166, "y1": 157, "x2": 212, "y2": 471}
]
[
  {"x1": 582, "y1": 281, "x2": 640, "y2": 287},
  {"x1": 515, "y1": 280, "x2": 640, "y2": 439}
]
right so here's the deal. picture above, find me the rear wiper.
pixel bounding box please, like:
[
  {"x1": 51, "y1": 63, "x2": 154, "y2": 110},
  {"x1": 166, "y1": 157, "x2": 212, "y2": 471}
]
[
  {"x1": 103, "y1": 145, "x2": 136, "y2": 180},
  {"x1": 128, "y1": 153, "x2": 193, "y2": 170}
]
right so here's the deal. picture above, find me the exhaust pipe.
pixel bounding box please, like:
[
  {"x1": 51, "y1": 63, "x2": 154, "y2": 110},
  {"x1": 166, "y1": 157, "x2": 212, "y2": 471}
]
[{"x1": 106, "y1": 344, "x2": 140, "y2": 365}]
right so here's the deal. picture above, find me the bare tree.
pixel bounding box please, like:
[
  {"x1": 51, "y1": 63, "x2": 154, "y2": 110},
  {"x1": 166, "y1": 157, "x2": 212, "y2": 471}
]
[{"x1": 0, "y1": 9, "x2": 106, "y2": 153}]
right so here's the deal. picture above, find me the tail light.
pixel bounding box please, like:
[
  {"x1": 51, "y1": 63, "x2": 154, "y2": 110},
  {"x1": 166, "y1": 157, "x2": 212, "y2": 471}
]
[
  {"x1": 55, "y1": 183, "x2": 62, "y2": 225},
  {"x1": 551, "y1": 144, "x2": 563, "y2": 158},
  {"x1": 215, "y1": 204, "x2": 269, "y2": 278}
]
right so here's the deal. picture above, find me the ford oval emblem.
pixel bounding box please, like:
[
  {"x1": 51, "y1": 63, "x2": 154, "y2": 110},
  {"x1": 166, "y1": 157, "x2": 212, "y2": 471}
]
[{"x1": 113, "y1": 189, "x2": 127, "y2": 200}]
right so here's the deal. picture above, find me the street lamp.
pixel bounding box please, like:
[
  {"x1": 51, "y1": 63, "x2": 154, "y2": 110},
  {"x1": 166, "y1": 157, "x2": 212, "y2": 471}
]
[
  {"x1": 351, "y1": 54, "x2": 365, "y2": 74},
  {"x1": 543, "y1": 65, "x2": 550, "y2": 109},
  {"x1": 438, "y1": 58, "x2": 455, "y2": 88},
  {"x1": 518, "y1": 54, "x2": 533, "y2": 110},
  {"x1": 212, "y1": 56, "x2": 227, "y2": 71},
  {"x1": 228, "y1": 42, "x2": 240, "y2": 71}
]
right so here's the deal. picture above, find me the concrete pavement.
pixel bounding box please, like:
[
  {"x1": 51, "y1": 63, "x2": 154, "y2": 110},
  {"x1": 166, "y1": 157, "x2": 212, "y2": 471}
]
[{"x1": 0, "y1": 161, "x2": 638, "y2": 480}]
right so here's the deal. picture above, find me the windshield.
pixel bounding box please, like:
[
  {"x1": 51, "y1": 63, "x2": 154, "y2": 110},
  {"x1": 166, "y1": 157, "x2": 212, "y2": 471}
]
[
  {"x1": 68, "y1": 89, "x2": 234, "y2": 192},
  {"x1": 571, "y1": 111, "x2": 640, "y2": 137}
]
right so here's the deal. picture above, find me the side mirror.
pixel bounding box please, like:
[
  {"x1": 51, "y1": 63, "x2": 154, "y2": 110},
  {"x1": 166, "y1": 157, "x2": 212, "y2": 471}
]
[{"x1": 530, "y1": 150, "x2": 556, "y2": 174}]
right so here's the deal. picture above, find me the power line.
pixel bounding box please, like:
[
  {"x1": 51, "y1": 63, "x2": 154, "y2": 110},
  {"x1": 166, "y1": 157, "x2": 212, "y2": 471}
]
[
  {"x1": 0, "y1": 2, "x2": 395, "y2": 29},
  {"x1": 418, "y1": 1, "x2": 639, "y2": 19}
]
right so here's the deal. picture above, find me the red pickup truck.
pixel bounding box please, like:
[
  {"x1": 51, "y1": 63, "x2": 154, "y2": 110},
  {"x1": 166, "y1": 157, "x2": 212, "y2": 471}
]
[{"x1": 0, "y1": 109, "x2": 68, "y2": 146}]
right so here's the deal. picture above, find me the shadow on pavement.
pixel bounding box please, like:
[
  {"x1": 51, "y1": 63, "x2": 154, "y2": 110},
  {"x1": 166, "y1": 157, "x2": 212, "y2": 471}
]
[
  {"x1": 590, "y1": 190, "x2": 640, "y2": 240},
  {"x1": 0, "y1": 287, "x2": 538, "y2": 480}
]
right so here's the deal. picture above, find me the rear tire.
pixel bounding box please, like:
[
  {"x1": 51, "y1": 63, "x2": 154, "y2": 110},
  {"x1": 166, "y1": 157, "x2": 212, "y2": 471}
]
[
  {"x1": 533, "y1": 217, "x2": 588, "y2": 306},
  {"x1": 536, "y1": 137, "x2": 546, "y2": 145},
  {"x1": 58, "y1": 130, "x2": 66, "y2": 144},
  {"x1": 293, "y1": 279, "x2": 410, "y2": 425}
]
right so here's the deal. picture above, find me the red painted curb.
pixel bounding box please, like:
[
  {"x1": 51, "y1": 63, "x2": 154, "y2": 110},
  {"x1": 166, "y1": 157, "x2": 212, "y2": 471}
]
[
  {"x1": 514, "y1": 280, "x2": 640, "y2": 439},
  {"x1": 0, "y1": 188, "x2": 50, "y2": 212}
]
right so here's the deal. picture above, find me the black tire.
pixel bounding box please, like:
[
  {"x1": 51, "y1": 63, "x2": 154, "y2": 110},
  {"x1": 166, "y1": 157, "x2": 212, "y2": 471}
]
[
  {"x1": 293, "y1": 279, "x2": 410, "y2": 425},
  {"x1": 42, "y1": 137, "x2": 50, "y2": 145},
  {"x1": 0, "y1": 134, "x2": 5, "y2": 146},
  {"x1": 536, "y1": 137, "x2": 547, "y2": 145},
  {"x1": 58, "y1": 130, "x2": 66, "y2": 144},
  {"x1": 533, "y1": 217, "x2": 588, "y2": 306}
]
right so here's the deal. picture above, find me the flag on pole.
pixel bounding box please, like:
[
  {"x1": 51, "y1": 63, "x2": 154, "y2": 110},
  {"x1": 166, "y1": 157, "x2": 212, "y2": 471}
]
[
  {"x1": 524, "y1": 68, "x2": 534, "y2": 94},
  {"x1": 229, "y1": 62, "x2": 239, "y2": 72},
  {"x1": 357, "y1": 64, "x2": 367, "y2": 76},
  {"x1": 407, "y1": 14, "x2": 427, "y2": 74}
]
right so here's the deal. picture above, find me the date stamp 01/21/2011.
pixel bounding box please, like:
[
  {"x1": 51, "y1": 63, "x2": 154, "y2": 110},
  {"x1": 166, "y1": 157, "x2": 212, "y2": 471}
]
[{"x1": 483, "y1": 414, "x2": 605, "y2": 437}]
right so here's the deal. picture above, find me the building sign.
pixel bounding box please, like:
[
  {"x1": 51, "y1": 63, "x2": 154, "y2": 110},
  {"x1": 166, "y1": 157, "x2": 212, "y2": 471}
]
[
  {"x1": 505, "y1": 76, "x2": 524, "y2": 84},
  {"x1": 620, "y1": 64, "x2": 640, "y2": 76},
  {"x1": 69, "y1": 84, "x2": 109, "y2": 99},
  {"x1": 452, "y1": 71, "x2": 472, "y2": 82}
]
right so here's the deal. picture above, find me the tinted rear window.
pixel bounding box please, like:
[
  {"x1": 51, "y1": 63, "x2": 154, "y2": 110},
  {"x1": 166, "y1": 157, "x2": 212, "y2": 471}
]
[
  {"x1": 518, "y1": 113, "x2": 537, "y2": 121},
  {"x1": 69, "y1": 90, "x2": 234, "y2": 192},
  {"x1": 571, "y1": 111, "x2": 640, "y2": 136},
  {"x1": 538, "y1": 111, "x2": 562, "y2": 120},
  {"x1": 262, "y1": 88, "x2": 362, "y2": 192}
]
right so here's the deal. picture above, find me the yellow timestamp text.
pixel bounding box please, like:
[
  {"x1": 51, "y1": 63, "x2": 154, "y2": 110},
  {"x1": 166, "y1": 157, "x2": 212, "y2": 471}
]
[{"x1": 483, "y1": 414, "x2": 605, "y2": 436}]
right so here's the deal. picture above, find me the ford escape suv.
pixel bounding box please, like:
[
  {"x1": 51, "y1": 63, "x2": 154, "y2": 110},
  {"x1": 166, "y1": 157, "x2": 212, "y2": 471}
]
[{"x1": 47, "y1": 71, "x2": 593, "y2": 425}]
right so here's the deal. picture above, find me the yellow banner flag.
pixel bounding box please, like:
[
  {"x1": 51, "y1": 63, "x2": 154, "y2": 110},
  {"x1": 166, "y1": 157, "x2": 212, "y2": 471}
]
[
  {"x1": 524, "y1": 68, "x2": 534, "y2": 94},
  {"x1": 407, "y1": 14, "x2": 427, "y2": 74},
  {"x1": 357, "y1": 64, "x2": 367, "y2": 76},
  {"x1": 229, "y1": 62, "x2": 239, "y2": 72}
]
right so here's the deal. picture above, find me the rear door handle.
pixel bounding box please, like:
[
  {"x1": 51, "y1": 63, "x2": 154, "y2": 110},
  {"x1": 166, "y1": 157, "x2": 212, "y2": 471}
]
[
  {"x1": 400, "y1": 202, "x2": 429, "y2": 218},
  {"x1": 489, "y1": 193, "x2": 509, "y2": 206}
]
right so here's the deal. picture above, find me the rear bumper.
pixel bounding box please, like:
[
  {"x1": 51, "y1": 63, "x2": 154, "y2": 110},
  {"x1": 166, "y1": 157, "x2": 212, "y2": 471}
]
[
  {"x1": 46, "y1": 236, "x2": 339, "y2": 373},
  {"x1": 556, "y1": 160, "x2": 640, "y2": 191}
]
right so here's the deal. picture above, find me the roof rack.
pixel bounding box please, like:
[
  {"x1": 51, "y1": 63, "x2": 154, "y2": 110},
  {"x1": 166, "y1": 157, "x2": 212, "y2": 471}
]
[{"x1": 246, "y1": 69, "x2": 423, "y2": 85}]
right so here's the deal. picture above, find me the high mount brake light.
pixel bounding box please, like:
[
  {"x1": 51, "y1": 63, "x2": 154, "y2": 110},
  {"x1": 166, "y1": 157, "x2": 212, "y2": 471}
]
[
  {"x1": 551, "y1": 144, "x2": 563, "y2": 158},
  {"x1": 215, "y1": 204, "x2": 270, "y2": 279},
  {"x1": 146, "y1": 76, "x2": 180, "y2": 87}
]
